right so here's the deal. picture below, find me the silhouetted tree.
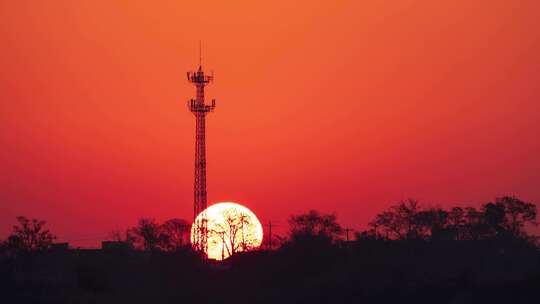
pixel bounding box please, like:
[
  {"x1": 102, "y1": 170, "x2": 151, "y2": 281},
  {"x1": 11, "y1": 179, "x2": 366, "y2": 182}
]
[
  {"x1": 461, "y1": 206, "x2": 485, "y2": 240},
  {"x1": 453, "y1": 198, "x2": 537, "y2": 241},
  {"x1": 126, "y1": 218, "x2": 192, "y2": 252},
  {"x1": 415, "y1": 208, "x2": 450, "y2": 240},
  {"x1": 447, "y1": 206, "x2": 466, "y2": 240},
  {"x1": 161, "y1": 218, "x2": 191, "y2": 252},
  {"x1": 108, "y1": 228, "x2": 136, "y2": 248},
  {"x1": 354, "y1": 228, "x2": 378, "y2": 241},
  {"x1": 130, "y1": 218, "x2": 166, "y2": 251},
  {"x1": 482, "y1": 202, "x2": 506, "y2": 238},
  {"x1": 369, "y1": 199, "x2": 424, "y2": 240},
  {"x1": 5, "y1": 216, "x2": 55, "y2": 252},
  {"x1": 288, "y1": 210, "x2": 343, "y2": 244},
  {"x1": 493, "y1": 196, "x2": 537, "y2": 238},
  {"x1": 109, "y1": 229, "x2": 123, "y2": 241},
  {"x1": 209, "y1": 209, "x2": 257, "y2": 258}
]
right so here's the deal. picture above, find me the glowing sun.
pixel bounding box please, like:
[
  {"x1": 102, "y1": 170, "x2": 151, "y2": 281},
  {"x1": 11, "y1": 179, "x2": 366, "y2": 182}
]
[{"x1": 191, "y1": 202, "x2": 264, "y2": 260}]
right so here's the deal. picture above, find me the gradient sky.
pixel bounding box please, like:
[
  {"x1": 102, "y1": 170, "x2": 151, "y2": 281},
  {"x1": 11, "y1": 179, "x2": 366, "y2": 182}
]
[{"x1": 1, "y1": 1, "x2": 540, "y2": 246}]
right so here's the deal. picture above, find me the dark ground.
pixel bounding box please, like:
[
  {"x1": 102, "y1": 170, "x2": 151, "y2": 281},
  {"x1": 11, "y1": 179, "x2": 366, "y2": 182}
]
[{"x1": 1, "y1": 240, "x2": 539, "y2": 304}]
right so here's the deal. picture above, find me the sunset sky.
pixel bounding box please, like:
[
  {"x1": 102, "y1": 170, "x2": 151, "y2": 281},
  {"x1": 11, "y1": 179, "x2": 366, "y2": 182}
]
[{"x1": 1, "y1": 1, "x2": 539, "y2": 246}]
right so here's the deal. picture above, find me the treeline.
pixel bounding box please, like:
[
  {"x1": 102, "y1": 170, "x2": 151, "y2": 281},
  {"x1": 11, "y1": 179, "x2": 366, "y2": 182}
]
[
  {"x1": 279, "y1": 196, "x2": 538, "y2": 249},
  {"x1": 111, "y1": 218, "x2": 191, "y2": 252},
  {"x1": 1, "y1": 196, "x2": 538, "y2": 256},
  {"x1": 0, "y1": 217, "x2": 193, "y2": 255},
  {"x1": 357, "y1": 196, "x2": 538, "y2": 243}
]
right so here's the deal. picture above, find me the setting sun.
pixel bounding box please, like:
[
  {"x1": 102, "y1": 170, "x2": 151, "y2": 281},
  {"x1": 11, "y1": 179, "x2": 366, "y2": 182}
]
[{"x1": 191, "y1": 202, "x2": 263, "y2": 260}]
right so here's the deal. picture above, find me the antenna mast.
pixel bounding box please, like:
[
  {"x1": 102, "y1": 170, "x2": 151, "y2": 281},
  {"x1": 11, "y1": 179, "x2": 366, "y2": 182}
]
[
  {"x1": 199, "y1": 41, "x2": 202, "y2": 67},
  {"x1": 187, "y1": 44, "x2": 216, "y2": 256}
]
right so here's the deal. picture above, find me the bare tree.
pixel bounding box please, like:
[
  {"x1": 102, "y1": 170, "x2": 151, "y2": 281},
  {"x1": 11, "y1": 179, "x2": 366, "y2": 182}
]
[
  {"x1": 6, "y1": 216, "x2": 56, "y2": 252},
  {"x1": 108, "y1": 228, "x2": 136, "y2": 246},
  {"x1": 495, "y1": 196, "x2": 537, "y2": 237},
  {"x1": 161, "y1": 218, "x2": 191, "y2": 252},
  {"x1": 109, "y1": 229, "x2": 124, "y2": 241},
  {"x1": 288, "y1": 210, "x2": 343, "y2": 243},
  {"x1": 415, "y1": 208, "x2": 449, "y2": 240},
  {"x1": 448, "y1": 207, "x2": 466, "y2": 240},
  {"x1": 209, "y1": 208, "x2": 257, "y2": 258},
  {"x1": 129, "y1": 218, "x2": 165, "y2": 251},
  {"x1": 369, "y1": 199, "x2": 423, "y2": 240}
]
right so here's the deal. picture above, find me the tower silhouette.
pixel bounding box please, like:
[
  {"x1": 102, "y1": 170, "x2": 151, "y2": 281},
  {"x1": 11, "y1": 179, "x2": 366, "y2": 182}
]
[{"x1": 187, "y1": 47, "x2": 215, "y2": 254}]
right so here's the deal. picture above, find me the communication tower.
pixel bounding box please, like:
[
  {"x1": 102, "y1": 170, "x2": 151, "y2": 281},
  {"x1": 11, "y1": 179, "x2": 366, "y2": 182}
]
[{"x1": 187, "y1": 46, "x2": 216, "y2": 254}]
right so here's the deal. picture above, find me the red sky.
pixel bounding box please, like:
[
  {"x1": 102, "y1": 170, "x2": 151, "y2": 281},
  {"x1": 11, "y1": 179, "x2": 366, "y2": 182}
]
[{"x1": 1, "y1": 1, "x2": 540, "y2": 246}]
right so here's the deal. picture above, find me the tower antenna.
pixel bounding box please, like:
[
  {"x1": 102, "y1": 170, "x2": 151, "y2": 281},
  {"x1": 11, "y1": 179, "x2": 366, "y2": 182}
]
[
  {"x1": 187, "y1": 44, "x2": 215, "y2": 257},
  {"x1": 199, "y1": 40, "x2": 202, "y2": 67}
]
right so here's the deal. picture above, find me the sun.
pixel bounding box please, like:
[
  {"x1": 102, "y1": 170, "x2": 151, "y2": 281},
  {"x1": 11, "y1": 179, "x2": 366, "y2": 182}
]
[{"x1": 191, "y1": 202, "x2": 264, "y2": 260}]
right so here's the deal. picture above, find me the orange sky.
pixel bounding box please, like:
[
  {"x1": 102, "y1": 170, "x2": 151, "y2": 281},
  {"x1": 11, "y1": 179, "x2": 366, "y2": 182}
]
[{"x1": 1, "y1": 1, "x2": 540, "y2": 246}]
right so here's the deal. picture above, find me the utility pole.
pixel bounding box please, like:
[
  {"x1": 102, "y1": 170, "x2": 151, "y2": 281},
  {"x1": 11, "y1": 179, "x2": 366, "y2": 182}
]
[
  {"x1": 344, "y1": 227, "x2": 353, "y2": 242},
  {"x1": 267, "y1": 221, "x2": 273, "y2": 250}
]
